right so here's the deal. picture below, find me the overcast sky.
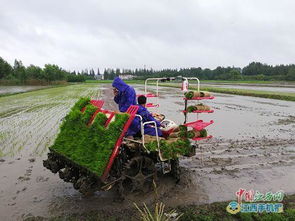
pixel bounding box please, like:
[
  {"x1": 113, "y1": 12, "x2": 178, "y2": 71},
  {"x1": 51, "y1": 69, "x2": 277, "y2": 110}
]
[{"x1": 0, "y1": 0, "x2": 294, "y2": 71}]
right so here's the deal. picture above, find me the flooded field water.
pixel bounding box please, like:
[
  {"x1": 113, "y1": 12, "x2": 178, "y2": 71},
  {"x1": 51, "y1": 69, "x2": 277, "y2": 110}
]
[
  {"x1": 0, "y1": 83, "x2": 295, "y2": 220},
  {"x1": 139, "y1": 85, "x2": 295, "y2": 203},
  {"x1": 0, "y1": 86, "x2": 51, "y2": 96}
]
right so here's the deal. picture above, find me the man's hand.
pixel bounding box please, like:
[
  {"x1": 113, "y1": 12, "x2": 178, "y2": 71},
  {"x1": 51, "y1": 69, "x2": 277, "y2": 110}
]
[
  {"x1": 152, "y1": 112, "x2": 160, "y2": 118},
  {"x1": 152, "y1": 113, "x2": 165, "y2": 122}
]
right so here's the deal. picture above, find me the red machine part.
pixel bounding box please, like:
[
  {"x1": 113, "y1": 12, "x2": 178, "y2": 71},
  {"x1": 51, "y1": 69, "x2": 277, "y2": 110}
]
[
  {"x1": 183, "y1": 96, "x2": 215, "y2": 100},
  {"x1": 146, "y1": 103, "x2": 159, "y2": 108},
  {"x1": 184, "y1": 120, "x2": 214, "y2": 140},
  {"x1": 161, "y1": 128, "x2": 175, "y2": 138},
  {"x1": 184, "y1": 120, "x2": 214, "y2": 131},
  {"x1": 81, "y1": 100, "x2": 104, "y2": 113},
  {"x1": 90, "y1": 100, "x2": 105, "y2": 108},
  {"x1": 182, "y1": 110, "x2": 214, "y2": 113},
  {"x1": 101, "y1": 105, "x2": 139, "y2": 181}
]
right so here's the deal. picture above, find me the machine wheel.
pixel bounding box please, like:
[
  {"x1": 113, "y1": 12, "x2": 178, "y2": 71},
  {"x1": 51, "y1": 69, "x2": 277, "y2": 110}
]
[
  {"x1": 59, "y1": 166, "x2": 77, "y2": 182},
  {"x1": 43, "y1": 158, "x2": 62, "y2": 173},
  {"x1": 118, "y1": 156, "x2": 157, "y2": 196},
  {"x1": 76, "y1": 177, "x2": 96, "y2": 196},
  {"x1": 43, "y1": 152, "x2": 65, "y2": 173},
  {"x1": 170, "y1": 159, "x2": 180, "y2": 183},
  {"x1": 43, "y1": 159, "x2": 51, "y2": 170}
]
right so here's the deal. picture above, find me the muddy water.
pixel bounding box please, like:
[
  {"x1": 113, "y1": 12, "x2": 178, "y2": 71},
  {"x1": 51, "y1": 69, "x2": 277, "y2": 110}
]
[
  {"x1": 137, "y1": 85, "x2": 295, "y2": 140},
  {"x1": 0, "y1": 84, "x2": 102, "y2": 220},
  {"x1": 0, "y1": 84, "x2": 294, "y2": 220},
  {"x1": 0, "y1": 86, "x2": 51, "y2": 96},
  {"x1": 137, "y1": 85, "x2": 295, "y2": 203}
]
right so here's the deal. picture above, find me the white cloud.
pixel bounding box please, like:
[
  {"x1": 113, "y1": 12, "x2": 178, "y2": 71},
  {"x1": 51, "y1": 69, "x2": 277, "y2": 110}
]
[{"x1": 0, "y1": 0, "x2": 295, "y2": 71}]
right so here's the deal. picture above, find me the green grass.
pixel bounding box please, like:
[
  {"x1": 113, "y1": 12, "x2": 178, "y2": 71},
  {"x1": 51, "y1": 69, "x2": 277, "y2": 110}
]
[
  {"x1": 200, "y1": 87, "x2": 295, "y2": 102},
  {"x1": 85, "y1": 80, "x2": 113, "y2": 83},
  {"x1": 145, "y1": 137, "x2": 191, "y2": 159},
  {"x1": 200, "y1": 80, "x2": 295, "y2": 85}
]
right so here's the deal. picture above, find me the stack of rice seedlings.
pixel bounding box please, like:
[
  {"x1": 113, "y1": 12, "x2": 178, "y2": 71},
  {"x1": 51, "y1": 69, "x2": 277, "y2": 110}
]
[
  {"x1": 187, "y1": 103, "x2": 211, "y2": 112},
  {"x1": 184, "y1": 91, "x2": 211, "y2": 99},
  {"x1": 49, "y1": 97, "x2": 129, "y2": 176},
  {"x1": 144, "y1": 125, "x2": 192, "y2": 159}
]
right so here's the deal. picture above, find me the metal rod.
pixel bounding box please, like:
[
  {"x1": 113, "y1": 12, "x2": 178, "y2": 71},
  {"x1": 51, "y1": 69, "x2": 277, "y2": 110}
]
[
  {"x1": 144, "y1": 78, "x2": 167, "y2": 108},
  {"x1": 186, "y1": 77, "x2": 200, "y2": 92}
]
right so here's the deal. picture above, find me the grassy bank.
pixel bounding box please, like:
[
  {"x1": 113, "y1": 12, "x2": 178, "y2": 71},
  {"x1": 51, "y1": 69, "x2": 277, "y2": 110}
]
[
  {"x1": 201, "y1": 86, "x2": 295, "y2": 102},
  {"x1": 201, "y1": 80, "x2": 295, "y2": 85}
]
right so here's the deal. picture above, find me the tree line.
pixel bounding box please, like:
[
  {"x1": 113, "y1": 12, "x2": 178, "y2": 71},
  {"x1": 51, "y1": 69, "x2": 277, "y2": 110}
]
[
  {"x1": 0, "y1": 57, "x2": 101, "y2": 85},
  {"x1": 104, "y1": 62, "x2": 295, "y2": 81},
  {"x1": 1, "y1": 56, "x2": 295, "y2": 85}
]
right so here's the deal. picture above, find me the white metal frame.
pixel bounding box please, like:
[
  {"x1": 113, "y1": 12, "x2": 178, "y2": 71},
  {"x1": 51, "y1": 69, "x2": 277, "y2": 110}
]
[
  {"x1": 135, "y1": 114, "x2": 159, "y2": 150},
  {"x1": 144, "y1": 78, "x2": 169, "y2": 108},
  {"x1": 144, "y1": 78, "x2": 164, "y2": 96},
  {"x1": 182, "y1": 77, "x2": 200, "y2": 92}
]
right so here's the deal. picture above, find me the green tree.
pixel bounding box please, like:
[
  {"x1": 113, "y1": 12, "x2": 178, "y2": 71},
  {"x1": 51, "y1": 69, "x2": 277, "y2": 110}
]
[
  {"x1": 13, "y1": 59, "x2": 26, "y2": 83},
  {"x1": 228, "y1": 70, "x2": 243, "y2": 80},
  {"x1": 103, "y1": 69, "x2": 108, "y2": 80},
  {"x1": 0, "y1": 57, "x2": 13, "y2": 79},
  {"x1": 286, "y1": 68, "x2": 295, "y2": 81},
  {"x1": 26, "y1": 65, "x2": 43, "y2": 80},
  {"x1": 43, "y1": 64, "x2": 65, "y2": 82},
  {"x1": 115, "y1": 68, "x2": 121, "y2": 77}
]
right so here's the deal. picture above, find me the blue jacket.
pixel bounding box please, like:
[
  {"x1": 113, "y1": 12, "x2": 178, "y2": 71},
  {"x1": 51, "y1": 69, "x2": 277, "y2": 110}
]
[
  {"x1": 127, "y1": 105, "x2": 163, "y2": 137},
  {"x1": 112, "y1": 77, "x2": 137, "y2": 112}
]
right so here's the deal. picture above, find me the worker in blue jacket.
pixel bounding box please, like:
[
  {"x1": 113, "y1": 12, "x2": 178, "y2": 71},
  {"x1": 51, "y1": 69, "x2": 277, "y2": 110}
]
[
  {"x1": 127, "y1": 95, "x2": 163, "y2": 137},
  {"x1": 112, "y1": 77, "x2": 137, "y2": 112}
]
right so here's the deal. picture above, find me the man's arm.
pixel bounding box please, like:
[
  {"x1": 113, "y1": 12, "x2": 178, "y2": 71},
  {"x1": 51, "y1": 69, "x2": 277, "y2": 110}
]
[
  {"x1": 119, "y1": 89, "x2": 136, "y2": 112},
  {"x1": 114, "y1": 94, "x2": 120, "y2": 104},
  {"x1": 143, "y1": 111, "x2": 161, "y2": 127},
  {"x1": 149, "y1": 115, "x2": 161, "y2": 127}
]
